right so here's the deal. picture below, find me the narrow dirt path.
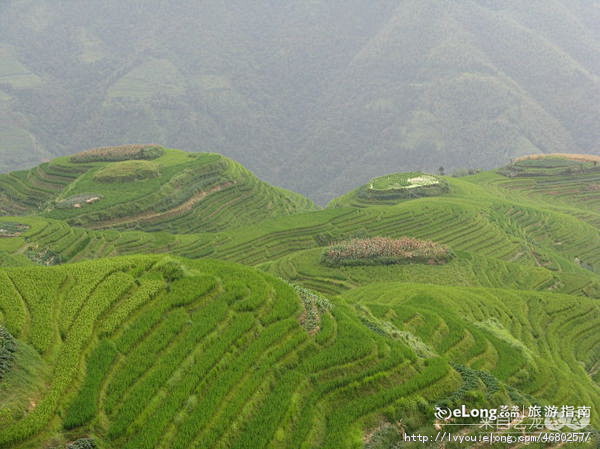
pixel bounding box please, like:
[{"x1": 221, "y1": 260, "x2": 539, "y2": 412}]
[{"x1": 90, "y1": 182, "x2": 234, "y2": 229}]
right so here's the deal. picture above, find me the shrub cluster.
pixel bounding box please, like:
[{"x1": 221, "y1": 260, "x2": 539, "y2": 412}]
[
  {"x1": 515, "y1": 153, "x2": 600, "y2": 164},
  {"x1": 437, "y1": 364, "x2": 502, "y2": 408},
  {"x1": 364, "y1": 422, "x2": 403, "y2": 449},
  {"x1": 67, "y1": 438, "x2": 97, "y2": 449},
  {"x1": 0, "y1": 222, "x2": 29, "y2": 237},
  {"x1": 0, "y1": 326, "x2": 16, "y2": 381},
  {"x1": 25, "y1": 246, "x2": 62, "y2": 266},
  {"x1": 451, "y1": 168, "x2": 481, "y2": 177},
  {"x1": 151, "y1": 257, "x2": 189, "y2": 281},
  {"x1": 93, "y1": 161, "x2": 160, "y2": 183},
  {"x1": 292, "y1": 284, "x2": 333, "y2": 334},
  {"x1": 70, "y1": 145, "x2": 164, "y2": 163},
  {"x1": 321, "y1": 237, "x2": 452, "y2": 266}
]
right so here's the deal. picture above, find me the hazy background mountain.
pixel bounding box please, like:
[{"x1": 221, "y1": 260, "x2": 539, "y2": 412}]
[{"x1": 0, "y1": 0, "x2": 598, "y2": 202}]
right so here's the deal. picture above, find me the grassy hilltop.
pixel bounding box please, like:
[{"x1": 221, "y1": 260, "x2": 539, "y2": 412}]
[
  {"x1": 0, "y1": 153, "x2": 598, "y2": 448},
  {"x1": 328, "y1": 172, "x2": 450, "y2": 208},
  {"x1": 0, "y1": 145, "x2": 316, "y2": 233}
]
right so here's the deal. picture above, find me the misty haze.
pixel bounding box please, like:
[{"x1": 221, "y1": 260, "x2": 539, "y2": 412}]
[{"x1": 0, "y1": 0, "x2": 598, "y2": 202}]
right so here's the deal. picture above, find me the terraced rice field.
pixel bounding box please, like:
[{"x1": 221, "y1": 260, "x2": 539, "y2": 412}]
[
  {"x1": 343, "y1": 282, "x2": 600, "y2": 416},
  {"x1": 473, "y1": 157, "x2": 600, "y2": 228},
  {"x1": 2, "y1": 178, "x2": 599, "y2": 288},
  {"x1": 262, "y1": 248, "x2": 600, "y2": 298},
  {"x1": 0, "y1": 148, "x2": 316, "y2": 233},
  {"x1": 0, "y1": 257, "x2": 442, "y2": 448},
  {"x1": 0, "y1": 257, "x2": 597, "y2": 449},
  {"x1": 0, "y1": 153, "x2": 598, "y2": 448}
]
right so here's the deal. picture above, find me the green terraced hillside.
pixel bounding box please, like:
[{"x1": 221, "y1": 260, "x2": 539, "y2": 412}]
[
  {"x1": 341, "y1": 283, "x2": 600, "y2": 422},
  {"x1": 328, "y1": 172, "x2": 450, "y2": 208},
  {"x1": 3, "y1": 172, "x2": 599, "y2": 287},
  {"x1": 471, "y1": 154, "x2": 600, "y2": 228},
  {"x1": 262, "y1": 247, "x2": 600, "y2": 298},
  {"x1": 0, "y1": 153, "x2": 598, "y2": 449},
  {"x1": 0, "y1": 145, "x2": 316, "y2": 233},
  {"x1": 0, "y1": 256, "x2": 597, "y2": 449}
]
